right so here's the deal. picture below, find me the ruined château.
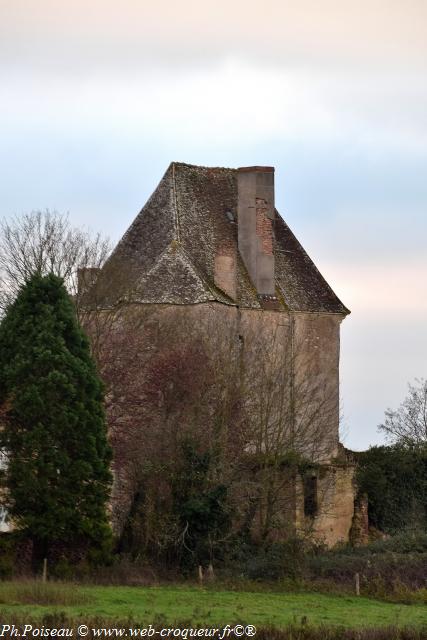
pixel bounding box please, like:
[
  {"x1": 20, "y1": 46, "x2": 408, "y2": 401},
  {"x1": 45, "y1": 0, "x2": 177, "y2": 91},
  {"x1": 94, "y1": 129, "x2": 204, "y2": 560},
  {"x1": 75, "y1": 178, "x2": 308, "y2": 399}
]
[{"x1": 92, "y1": 162, "x2": 356, "y2": 547}]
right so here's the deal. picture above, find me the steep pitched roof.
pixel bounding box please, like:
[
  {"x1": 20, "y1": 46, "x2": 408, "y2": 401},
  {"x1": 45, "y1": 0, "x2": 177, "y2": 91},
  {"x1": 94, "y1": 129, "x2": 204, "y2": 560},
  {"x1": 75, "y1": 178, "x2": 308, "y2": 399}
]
[{"x1": 98, "y1": 162, "x2": 349, "y2": 314}]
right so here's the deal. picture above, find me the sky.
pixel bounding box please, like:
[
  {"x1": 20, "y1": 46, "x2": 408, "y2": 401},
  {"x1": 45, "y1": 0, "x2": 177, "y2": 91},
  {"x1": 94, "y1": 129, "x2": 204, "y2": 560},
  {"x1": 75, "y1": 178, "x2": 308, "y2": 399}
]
[{"x1": 1, "y1": 0, "x2": 426, "y2": 450}]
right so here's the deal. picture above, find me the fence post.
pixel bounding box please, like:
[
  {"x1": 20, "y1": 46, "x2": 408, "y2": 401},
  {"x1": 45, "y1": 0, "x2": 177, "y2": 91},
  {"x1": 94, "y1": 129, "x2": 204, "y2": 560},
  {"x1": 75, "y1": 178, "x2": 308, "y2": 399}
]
[
  {"x1": 42, "y1": 558, "x2": 48, "y2": 583},
  {"x1": 355, "y1": 572, "x2": 360, "y2": 596}
]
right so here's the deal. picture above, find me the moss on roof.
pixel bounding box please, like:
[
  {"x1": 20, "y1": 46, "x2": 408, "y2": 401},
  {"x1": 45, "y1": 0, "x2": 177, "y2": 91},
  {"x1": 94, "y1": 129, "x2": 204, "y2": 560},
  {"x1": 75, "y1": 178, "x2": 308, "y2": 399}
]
[{"x1": 98, "y1": 162, "x2": 349, "y2": 314}]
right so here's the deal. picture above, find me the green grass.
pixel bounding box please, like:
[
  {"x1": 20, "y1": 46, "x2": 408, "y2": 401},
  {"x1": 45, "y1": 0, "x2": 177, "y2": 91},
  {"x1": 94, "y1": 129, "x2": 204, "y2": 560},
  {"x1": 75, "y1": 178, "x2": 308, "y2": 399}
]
[{"x1": 0, "y1": 582, "x2": 426, "y2": 629}]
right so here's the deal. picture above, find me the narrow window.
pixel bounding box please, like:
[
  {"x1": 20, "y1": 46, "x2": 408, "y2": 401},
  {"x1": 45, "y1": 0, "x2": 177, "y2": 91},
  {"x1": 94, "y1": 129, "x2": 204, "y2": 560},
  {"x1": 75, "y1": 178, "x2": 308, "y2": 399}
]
[{"x1": 304, "y1": 474, "x2": 318, "y2": 518}]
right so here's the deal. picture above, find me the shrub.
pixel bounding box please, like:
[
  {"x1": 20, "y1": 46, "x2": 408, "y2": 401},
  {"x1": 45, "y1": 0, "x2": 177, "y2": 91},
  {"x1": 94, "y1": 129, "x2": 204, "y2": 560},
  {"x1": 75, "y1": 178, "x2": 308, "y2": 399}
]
[
  {"x1": 172, "y1": 440, "x2": 231, "y2": 570},
  {"x1": 306, "y1": 550, "x2": 427, "y2": 596},
  {"x1": 356, "y1": 445, "x2": 427, "y2": 534},
  {"x1": 224, "y1": 538, "x2": 308, "y2": 581},
  {"x1": 0, "y1": 534, "x2": 15, "y2": 579}
]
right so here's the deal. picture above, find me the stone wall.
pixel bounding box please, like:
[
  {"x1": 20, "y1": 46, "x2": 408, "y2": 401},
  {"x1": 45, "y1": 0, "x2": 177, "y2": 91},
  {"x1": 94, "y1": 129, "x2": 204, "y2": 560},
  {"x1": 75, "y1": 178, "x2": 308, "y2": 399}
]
[
  {"x1": 293, "y1": 313, "x2": 343, "y2": 463},
  {"x1": 94, "y1": 301, "x2": 354, "y2": 546},
  {"x1": 295, "y1": 463, "x2": 356, "y2": 546},
  {"x1": 350, "y1": 493, "x2": 370, "y2": 546}
]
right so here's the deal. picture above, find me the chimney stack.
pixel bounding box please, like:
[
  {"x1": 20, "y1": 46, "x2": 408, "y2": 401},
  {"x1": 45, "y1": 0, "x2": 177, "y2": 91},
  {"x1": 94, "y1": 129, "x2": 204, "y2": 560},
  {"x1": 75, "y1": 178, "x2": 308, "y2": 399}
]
[{"x1": 237, "y1": 166, "x2": 275, "y2": 295}]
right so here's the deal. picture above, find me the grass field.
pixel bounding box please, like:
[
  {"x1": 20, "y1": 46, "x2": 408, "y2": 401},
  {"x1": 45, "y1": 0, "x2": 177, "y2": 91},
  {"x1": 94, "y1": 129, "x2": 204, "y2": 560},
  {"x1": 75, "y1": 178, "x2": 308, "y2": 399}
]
[{"x1": 0, "y1": 582, "x2": 426, "y2": 630}]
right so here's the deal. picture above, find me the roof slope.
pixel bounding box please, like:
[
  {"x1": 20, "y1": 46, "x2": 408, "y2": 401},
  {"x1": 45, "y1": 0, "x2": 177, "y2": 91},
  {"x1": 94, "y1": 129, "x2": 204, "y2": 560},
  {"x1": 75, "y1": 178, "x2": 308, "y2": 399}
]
[
  {"x1": 274, "y1": 216, "x2": 349, "y2": 313},
  {"x1": 97, "y1": 162, "x2": 349, "y2": 314}
]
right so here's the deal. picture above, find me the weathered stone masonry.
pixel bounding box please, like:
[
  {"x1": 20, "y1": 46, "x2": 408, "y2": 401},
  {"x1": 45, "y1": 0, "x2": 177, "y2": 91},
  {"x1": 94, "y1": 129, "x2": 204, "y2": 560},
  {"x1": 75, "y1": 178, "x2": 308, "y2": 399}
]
[{"x1": 93, "y1": 161, "x2": 355, "y2": 546}]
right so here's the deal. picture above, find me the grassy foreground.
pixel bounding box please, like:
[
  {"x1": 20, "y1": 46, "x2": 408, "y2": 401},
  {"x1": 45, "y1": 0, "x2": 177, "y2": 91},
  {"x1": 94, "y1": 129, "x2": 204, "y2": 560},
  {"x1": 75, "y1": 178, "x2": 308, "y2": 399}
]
[{"x1": 0, "y1": 582, "x2": 426, "y2": 630}]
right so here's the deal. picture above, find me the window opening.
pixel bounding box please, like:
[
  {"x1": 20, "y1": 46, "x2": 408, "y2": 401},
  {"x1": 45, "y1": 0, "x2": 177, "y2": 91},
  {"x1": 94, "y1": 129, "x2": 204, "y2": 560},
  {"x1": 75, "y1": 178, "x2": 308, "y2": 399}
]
[{"x1": 304, "y1": 474, "x2": 318, "y2": 518}]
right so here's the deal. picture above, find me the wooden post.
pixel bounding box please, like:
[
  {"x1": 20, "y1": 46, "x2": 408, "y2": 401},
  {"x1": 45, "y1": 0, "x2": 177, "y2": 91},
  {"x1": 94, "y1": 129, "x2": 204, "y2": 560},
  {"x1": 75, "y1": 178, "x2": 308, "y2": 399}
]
[
  {"x1": 207, "y1": 563, "x2": 215, "y2": 581},
  {"x1": 42, "y1": 558, "x2": 48, "y2": 583},
  {"x1": 198, "y1": 565, "x2": 204, "y2": 584},
  {"x1": 355, "y1": 572, "x2": 360, "y2": 596}
]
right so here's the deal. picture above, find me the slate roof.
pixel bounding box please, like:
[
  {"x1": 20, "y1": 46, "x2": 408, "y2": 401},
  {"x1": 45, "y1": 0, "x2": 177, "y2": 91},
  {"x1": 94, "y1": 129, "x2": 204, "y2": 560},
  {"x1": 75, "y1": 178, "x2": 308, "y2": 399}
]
[{"x1": 98, "y1": 162, "x2": 349, "y2": 314}]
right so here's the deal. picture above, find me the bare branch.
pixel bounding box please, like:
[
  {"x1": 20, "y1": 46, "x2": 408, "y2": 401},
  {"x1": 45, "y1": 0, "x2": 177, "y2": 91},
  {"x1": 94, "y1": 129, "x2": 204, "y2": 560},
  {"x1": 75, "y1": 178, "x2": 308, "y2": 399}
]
[
  {"x1": 378, "y1": 378, "x2": 427, "y2": 446},
  {"x1": 0, "y1": 210, "x2": 111, "y2": 313}
]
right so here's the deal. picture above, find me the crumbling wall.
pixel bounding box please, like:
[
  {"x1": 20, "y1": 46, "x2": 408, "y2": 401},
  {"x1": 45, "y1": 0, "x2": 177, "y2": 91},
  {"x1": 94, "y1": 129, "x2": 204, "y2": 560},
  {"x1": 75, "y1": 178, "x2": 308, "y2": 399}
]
[
  {"x1": 295, "y1": 464, "x2": 356, "y2": 547},
  {"x1": 350, "y1": 493, "x2": 370, "y2": 546}
]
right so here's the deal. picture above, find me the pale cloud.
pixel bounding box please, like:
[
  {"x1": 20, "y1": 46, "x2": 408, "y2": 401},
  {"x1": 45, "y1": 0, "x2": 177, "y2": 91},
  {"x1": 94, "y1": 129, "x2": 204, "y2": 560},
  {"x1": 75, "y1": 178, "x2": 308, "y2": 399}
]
[
  {"x1": 1, "y1": 63, "x2": 337, "y2": 144},
  {"x1": 1, "y1": 0, "x2": 426, "y2": 72},
  {"x1": 324, "y1": 259, "x2": 427, "y2": 314},
  {"x1": 3, "y1": 60, "x2": 427, "y2": 157}
]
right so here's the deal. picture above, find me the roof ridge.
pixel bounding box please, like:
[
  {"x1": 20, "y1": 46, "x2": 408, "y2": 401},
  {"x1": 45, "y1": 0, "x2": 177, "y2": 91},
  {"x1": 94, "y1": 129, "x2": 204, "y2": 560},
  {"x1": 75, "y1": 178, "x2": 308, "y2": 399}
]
[
  {"x1": 172, "y1": 162, "x2": 181, "y2": 243},
  {"x1": 171, "y1": 161, "x2": 237, "y2": 173}
]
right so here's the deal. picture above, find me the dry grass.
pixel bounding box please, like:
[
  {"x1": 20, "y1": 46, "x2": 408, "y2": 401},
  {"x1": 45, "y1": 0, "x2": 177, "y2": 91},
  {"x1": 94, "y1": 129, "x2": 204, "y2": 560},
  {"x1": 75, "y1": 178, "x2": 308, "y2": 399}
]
[{"x1": 0, "y1": 580, "x2": 93, "y2": 606}]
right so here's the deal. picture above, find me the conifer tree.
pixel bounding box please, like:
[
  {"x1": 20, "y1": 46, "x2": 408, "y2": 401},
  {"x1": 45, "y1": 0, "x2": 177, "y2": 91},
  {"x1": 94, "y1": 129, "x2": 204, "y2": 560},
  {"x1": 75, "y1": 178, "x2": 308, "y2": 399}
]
[{"x1": 0, "y1": 274, "x2": 112, "y2": 566}]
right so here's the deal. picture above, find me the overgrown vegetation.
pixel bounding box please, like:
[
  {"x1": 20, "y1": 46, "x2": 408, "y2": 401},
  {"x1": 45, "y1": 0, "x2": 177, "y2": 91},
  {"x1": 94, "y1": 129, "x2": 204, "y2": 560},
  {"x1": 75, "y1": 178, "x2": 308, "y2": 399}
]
[
  {"x1": 216, "y1": 532, "x2": 427, "y2": 602},
  {"x1": 356, "y1": 445, "x2": 427, "y2": 533},
  {"x1": 0, "y1": 580, "x2": 92, "y2": 606},
  {"x1": 172, "y1": 441, "x2": 231, "y2": 570},
  {"x1": 305, "y1": 540, "x2": 427, "y2": 602}
]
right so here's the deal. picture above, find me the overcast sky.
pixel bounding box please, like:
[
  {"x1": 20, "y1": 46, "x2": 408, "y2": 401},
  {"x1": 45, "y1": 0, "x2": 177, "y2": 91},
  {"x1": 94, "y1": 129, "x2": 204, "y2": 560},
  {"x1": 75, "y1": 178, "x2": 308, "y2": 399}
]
[{"x1": 1, "y1": 0, "x2": 426, "y2": 450}]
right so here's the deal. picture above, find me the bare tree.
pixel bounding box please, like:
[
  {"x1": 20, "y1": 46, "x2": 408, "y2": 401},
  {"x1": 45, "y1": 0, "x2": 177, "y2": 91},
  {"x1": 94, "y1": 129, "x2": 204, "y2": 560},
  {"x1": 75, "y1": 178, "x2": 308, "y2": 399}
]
[
  {"x1": 379, "y1": 378, "x2": 427, "y2": 446},
  {"x1": 91, "y1": 305, "x2": 244, "y2": 551},
  {"x1": 231, "y1": 318, "x2": 342, "y2": 543},
  {"x1": 88, "y1": 300, "x2": 343, "y2": 552},
  {"x1": 0, "y1": 210, "x2": 111, "y2": 312}
]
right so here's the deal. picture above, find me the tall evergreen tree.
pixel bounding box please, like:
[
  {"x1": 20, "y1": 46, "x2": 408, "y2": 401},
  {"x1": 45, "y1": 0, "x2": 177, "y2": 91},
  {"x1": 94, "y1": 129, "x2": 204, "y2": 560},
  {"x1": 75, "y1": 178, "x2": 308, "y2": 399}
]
[{"x1": 0, "y1": 274, "x2": 112, "y2": 566}]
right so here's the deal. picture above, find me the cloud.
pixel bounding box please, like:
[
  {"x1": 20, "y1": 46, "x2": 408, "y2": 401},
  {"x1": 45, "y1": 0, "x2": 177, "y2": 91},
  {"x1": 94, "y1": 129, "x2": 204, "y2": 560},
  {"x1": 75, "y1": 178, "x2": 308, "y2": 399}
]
[
  {"x1": 3, "y1": 59, "x2": 427, "y2": 157},
  {"x1": 2, "y1": 0, "x2": 427, "y2": 157},
  {"x1": 1, "y1": 0, "x2": 426, "y2": 73},
  {"x1": 324, "y1": 259, "x2": 427, "y2": 314}
]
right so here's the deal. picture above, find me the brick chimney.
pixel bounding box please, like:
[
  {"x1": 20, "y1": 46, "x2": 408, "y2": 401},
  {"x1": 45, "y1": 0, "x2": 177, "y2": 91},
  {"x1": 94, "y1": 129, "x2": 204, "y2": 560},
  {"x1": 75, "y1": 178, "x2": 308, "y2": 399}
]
[{"x1": 237, "y1": 166, "x2": 275, "y2": 295}]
